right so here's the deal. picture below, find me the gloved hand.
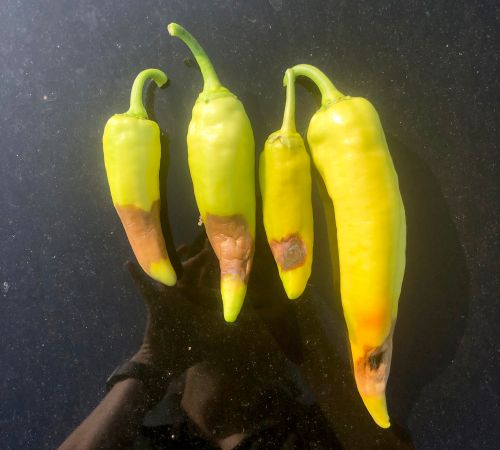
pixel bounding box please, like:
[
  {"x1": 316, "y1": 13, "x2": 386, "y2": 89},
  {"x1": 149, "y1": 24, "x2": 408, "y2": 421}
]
[
  {"x1": 126, "y1": 233, "x2": 298, "y2": 403},
  {"x1": 126, "y1": 240, "x2": 221, "y2": 375}
]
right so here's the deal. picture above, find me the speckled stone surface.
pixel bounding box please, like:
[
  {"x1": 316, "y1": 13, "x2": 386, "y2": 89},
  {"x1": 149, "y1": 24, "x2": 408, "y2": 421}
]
[{"x1": 0, "y1": 1, "x2": 498, "y2": 449}]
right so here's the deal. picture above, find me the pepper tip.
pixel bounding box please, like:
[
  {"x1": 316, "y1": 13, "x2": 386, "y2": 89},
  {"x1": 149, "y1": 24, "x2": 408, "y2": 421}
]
[
  {"x1": 361, "y1": 394, "x2": 391, "y2": 429},
  {"x1": 149, "y1": 259, "x2": 177, "y2": 286},
  {"x1": 221, "y1": 276, "x2": 246, "y2": 323}
]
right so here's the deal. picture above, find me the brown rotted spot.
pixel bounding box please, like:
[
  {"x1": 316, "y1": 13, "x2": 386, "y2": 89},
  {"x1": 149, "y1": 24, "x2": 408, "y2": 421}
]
[
  {"x1": 115, "y1": 200, "x2": 168, "y2": 271},
  {"x1": 204, "y1": 214, "x2": 254, "y2": 283},
  {"x1": 354, "y1": 323, "x2": 395, "y2": 397},
  {"x1": 368, "y1": 351, "x2": 385, "y2": 371},
  {"x1": 270, "y1": 234, "x2": 307, "y2": 271}
]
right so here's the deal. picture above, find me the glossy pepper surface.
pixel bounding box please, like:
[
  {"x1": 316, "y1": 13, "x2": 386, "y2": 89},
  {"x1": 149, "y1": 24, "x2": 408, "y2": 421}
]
[
  {"x1": 103, "y1": 69, "x2": 177, "y2": 286},
  {"x1": 288, "y1": 64, "x2": 406, "y2": 428},
  {"x1": 168, "y1": 23, "x2": 255, "y2": 322},
  {"x1": 259, "y1": 69, "x2": 313, "y2": 299}
]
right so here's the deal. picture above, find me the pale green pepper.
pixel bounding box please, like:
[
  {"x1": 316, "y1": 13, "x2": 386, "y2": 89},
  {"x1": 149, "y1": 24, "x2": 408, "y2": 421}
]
[
  {"x1": 103, "y1": 69, "x2": 177, "y2": 286},
  {"x1": 168, "y1": 23, "x2": 255, "y2": 322}
]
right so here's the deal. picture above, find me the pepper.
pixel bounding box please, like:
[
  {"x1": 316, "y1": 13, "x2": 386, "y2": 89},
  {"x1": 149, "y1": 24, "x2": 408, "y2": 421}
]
[
  {"x1": 103, "y1": 69, "x2": 177, "y2": 286},
  {"x1": 168, "y1": 23, "x2": 255, "y2": 322},
  {"x1": 259, "y1": 69, "x2": 313, "y2": 299},
  {"x1": 287, "y1": 64, "x2": 406, "y2": 428}
]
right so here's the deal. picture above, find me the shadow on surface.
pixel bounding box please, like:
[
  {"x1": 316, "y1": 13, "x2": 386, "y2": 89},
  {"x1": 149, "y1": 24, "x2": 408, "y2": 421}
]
[{"x1": 386, "y1": 135, "x2": 470, "y2": 425}]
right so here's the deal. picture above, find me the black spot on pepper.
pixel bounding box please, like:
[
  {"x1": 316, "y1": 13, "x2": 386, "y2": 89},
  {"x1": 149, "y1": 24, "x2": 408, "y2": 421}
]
[{"x1": 368, "y1": 351, "x2": 384, "y2": 371}]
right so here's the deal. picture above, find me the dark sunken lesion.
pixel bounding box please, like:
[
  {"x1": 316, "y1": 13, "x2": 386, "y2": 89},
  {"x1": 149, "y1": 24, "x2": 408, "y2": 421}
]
[
  {"x1": 270, "y1": 234, "x2": 307, "y2": 271},
  {"x1": 204, "y1": 213, "x2": 255, "y2": 283},
  {"x1": 368, "y1": 351, "x2": 385, "y2": 371},
  {"x1": 354, "y1": 324, "x2": 395, "y2": 396}
]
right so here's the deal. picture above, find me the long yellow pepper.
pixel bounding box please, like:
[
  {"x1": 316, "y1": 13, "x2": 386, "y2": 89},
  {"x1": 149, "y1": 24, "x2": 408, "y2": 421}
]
[
  {"x1": 259, "y1": 70, "x2": 313, "y2": 299},
  {"x1": 103, "y1": 69, "x2": 177, "y2": 286},
  {"x1": 168, "y1": 24, "x2": 255, "y2": 322},
  {"x1": 288, "y1": 64, "x2": 406, "y2": 428}
]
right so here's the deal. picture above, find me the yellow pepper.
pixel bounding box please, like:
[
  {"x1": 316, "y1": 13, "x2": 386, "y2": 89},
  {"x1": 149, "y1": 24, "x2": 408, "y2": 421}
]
[
  {"x1": 259, "y1": 69, "x2": 313, "y2": 299},
  {"x1": 102, "y1": 69, "x2": 177, "y2": 286},
  {"x1": 168, "y1": 23, "x2": 255, "y2": 322},
  {"x1": 288, "y1": 64, "x2": 406, "y2": 428}
]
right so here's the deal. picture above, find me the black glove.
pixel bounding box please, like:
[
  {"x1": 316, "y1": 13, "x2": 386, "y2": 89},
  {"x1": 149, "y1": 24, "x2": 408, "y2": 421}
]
[{"x1": 127, "y1": 241, "x2": 221, "y2": 374}]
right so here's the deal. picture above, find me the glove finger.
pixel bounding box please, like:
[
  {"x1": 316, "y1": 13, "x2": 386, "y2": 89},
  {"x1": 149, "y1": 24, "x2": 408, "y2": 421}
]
[
  {"x1": 125, "y1": 260, "x2": 159, "y2": 302},
  {"x1": 202, "y1": 237, "x2": 212, "y2": 250},
  {"x1": 198, "y1": 264, "x2": 208, "y2": 286},
  {"x1": 182, "y1": 247, "x2": 211, "y2": 276},
  {"x1": 176, "y1": 244, "x2": 190, "y2": 261}
]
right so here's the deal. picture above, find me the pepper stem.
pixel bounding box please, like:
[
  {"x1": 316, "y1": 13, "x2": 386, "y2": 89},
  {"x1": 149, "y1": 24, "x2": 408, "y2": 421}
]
[
  {"x1": 287, "y1": 64, "x2": 344, "y2": 107},
  {"x1": 281, "y1": 69, "x2": 297, "y2": 133},
  {"x1": 126, "y1": 69, "x2": 168, "y2": 119},
  {"x1": 167, "y1": 23, "x2": 222, "y2": 93}
]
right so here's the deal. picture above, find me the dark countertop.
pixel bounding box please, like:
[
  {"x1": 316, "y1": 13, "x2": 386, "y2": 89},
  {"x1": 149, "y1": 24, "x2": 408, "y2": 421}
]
[{"x1": 0, "y1": 1, "x2": 498, "y2": 449}]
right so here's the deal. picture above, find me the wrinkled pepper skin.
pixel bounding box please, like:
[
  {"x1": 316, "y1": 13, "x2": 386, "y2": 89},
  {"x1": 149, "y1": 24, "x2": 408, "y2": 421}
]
[
  {"x1": 289, "y1": 64, "x2": 406, "y2": 428},
  {"x1": 103, "y1": 69, "x2": 177, "y2": 286},
  {"x1": 168, "y1": 23, "x2": 255, "y2": 322},
  {"x1": 259, "y1": 70, "x2": 313, "y2": 299}
]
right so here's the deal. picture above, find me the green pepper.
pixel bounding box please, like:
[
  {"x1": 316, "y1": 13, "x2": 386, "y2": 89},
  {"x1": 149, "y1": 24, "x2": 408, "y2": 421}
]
[
  {"x1": 168, "y1": 23, "x2": 255, "y2": 322},
  {"x1": 288, "y1": 64, "x2": 406, "y2": 428},
  {"x1": 103, "y1": 69, "x2": 177, "y2": 286}
]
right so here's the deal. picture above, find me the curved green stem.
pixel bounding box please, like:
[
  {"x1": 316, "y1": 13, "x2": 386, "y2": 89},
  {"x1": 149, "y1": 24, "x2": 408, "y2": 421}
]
[
  {"x1": 281, "y1": 69, "x2": 296, "y2": 133},
  {"x1": 287, "y1": 64, "x2": 344, "y2": 107},
  {"x1": 126, "y1": 68, "x2": 168, "y2": 119},
  {"x1": 167, "y1": 23, "x2": 222, "y2": 93}
]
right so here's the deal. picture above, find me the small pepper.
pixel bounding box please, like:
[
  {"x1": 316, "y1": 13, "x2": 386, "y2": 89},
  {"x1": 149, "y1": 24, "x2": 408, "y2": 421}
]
[
  {"x1": 259, "y1": 69, "x2": 313, "y2": 299},
  {"x1": 103, "y1": 69, "x2": 177, "y2": 286},
  {"x1": 168, "y1": 23, "x2": 255, "y2": 322},
  {"x1": 288, "y1": 64, "x2": 406, "y2": 428}
]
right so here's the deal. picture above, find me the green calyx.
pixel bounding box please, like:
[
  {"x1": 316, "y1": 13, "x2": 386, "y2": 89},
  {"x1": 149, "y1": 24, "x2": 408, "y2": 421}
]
[
  {"x1": 286, "y1": 64, "x2": 345, "y2": 108},
  {"x1": 168, "y1": 23, "x2": 226, "y2": 96},
  {"x1": 125, "y1": 68, "x2": 168, "y2": 119}
]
